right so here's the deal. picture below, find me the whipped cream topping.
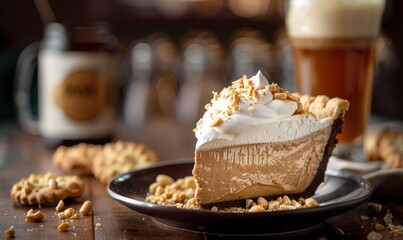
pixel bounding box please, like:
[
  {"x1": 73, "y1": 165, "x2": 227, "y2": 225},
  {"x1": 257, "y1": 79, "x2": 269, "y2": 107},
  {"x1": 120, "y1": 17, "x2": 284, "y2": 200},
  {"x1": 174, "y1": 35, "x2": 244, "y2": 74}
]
[{"x1": 194, "y1": 71, "x2": 333, "y2": 150}]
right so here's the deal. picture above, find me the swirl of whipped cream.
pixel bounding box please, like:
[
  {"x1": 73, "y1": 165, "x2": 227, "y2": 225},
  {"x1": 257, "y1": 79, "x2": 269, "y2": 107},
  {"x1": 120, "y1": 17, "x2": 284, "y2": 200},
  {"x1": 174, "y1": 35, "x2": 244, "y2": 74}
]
[{"x1": 194, "y1": 71, "x2": 333, "y2": 150}]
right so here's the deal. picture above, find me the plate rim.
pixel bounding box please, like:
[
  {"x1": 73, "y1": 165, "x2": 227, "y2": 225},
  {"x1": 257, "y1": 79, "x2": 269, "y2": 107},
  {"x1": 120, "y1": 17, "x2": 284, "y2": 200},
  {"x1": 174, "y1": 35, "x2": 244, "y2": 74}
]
[{"x1": 106, "y1": 158, "x2": 372, "y2": 232}]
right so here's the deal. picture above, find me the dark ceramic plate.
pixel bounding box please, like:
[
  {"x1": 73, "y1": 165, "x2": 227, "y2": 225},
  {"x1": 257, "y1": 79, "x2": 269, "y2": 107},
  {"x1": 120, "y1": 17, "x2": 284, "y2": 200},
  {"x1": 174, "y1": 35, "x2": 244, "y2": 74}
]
[{"x1": 107, "y1": 158, "x2": 372, "y2": 236}]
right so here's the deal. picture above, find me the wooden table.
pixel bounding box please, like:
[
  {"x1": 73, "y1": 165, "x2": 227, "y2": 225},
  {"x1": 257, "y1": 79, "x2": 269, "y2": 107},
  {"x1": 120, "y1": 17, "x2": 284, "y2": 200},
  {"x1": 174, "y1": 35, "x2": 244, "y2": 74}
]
[{"x1": 0, "y1": 120, "x2": 402, "y2": 239}]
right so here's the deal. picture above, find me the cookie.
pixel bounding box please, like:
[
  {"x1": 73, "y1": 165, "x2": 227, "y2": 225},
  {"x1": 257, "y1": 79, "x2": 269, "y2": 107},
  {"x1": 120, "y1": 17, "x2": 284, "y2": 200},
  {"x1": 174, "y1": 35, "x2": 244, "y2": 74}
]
[
  {"x1": 92, "y1": 141, "x2": 159, "y2": 184},
  {"x1": 364, "y1": 126, "x2": 403, "y2": 168},
  {"x1": 377, "y1": 129, "x2": 403, "y2": 168},
  {"x1": 52, "y1": 143, "x2": 102, "y2": 174},
  {"x1": 10, "y1": 172, "x2": 85, "y2": 205}
]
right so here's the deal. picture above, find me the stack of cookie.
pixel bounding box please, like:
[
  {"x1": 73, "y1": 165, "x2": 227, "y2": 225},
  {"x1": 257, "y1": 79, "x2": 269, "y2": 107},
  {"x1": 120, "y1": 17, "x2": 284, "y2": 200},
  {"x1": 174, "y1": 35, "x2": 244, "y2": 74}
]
[{"x1": 53, "y1": 141, "x2": 160, "y2": 184}]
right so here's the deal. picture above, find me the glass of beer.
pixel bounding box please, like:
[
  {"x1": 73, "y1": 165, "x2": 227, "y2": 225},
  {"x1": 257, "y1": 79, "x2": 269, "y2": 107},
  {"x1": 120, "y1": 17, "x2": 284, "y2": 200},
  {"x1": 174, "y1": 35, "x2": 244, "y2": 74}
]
[{"x1": 286, "y1": 0, "x2": 385, "y2": 155}]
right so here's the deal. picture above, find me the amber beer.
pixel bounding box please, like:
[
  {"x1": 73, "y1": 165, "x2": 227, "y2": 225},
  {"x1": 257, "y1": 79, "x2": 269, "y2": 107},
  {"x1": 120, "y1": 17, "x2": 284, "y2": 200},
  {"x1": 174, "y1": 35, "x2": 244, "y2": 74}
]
[
  {"x1": 292, "y1": 39, "x2": 375, "y2": 143},
  {"x1": 286, "y1": 0, "x2": 385, "y2": 144}
]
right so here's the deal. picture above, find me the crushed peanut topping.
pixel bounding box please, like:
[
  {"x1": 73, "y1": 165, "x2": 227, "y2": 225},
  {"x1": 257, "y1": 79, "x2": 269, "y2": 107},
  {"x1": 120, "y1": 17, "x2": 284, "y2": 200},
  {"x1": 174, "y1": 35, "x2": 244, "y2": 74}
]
[
  {"x1": 195, "y1": 76, "x2": 303, "y2": 128},
  {"x1": 210, "y1": 118, "x2": 223, "y2": 127},
  {"x1": 375, "y1": 223, "x2": 385, "y2": 231}
]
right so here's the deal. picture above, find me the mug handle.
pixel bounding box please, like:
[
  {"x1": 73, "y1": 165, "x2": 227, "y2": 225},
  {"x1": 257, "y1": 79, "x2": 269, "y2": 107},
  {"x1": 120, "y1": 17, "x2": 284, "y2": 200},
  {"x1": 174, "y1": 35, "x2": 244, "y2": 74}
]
[{"x1": 14, "y1": 42, "x2": 40, "y2": 135}]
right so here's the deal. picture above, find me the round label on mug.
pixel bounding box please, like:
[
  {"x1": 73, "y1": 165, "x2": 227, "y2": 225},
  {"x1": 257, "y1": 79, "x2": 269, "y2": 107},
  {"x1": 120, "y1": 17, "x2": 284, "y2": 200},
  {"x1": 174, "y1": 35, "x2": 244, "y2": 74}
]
[
  {"x1": 39, "y1": 51, "x2": 116, "y2": 139},
  {"x1": 55, "y1": 71, "x2": 108, "y2": 121}
]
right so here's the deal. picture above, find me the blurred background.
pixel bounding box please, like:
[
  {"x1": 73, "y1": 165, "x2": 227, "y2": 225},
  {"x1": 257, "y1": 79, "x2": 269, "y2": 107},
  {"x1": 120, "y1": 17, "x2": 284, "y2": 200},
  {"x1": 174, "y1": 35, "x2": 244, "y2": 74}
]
[{"x1": 1, "y1": 0, "x2": 402, "y2": 127}]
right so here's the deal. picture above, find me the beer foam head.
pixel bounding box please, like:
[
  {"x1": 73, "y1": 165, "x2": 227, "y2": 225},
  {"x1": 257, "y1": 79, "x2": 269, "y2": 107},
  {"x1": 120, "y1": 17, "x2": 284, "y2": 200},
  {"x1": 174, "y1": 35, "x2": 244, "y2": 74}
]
[{"x1": 286, "y1": 0, "x2": 385, "y2": 39}]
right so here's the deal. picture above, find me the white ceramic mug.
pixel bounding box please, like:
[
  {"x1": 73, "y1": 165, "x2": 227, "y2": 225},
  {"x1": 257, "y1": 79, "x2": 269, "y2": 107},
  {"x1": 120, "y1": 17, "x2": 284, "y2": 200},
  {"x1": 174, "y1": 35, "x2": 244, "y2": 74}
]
[{"x1": 15, "y1": 23, "x2": 119, "y2": 146}]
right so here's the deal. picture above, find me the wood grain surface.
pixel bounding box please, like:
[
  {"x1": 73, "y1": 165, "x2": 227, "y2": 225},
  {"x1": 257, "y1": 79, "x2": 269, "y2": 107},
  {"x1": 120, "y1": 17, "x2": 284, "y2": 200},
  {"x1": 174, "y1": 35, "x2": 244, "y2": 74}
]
[{"x1": 0, "y1": 121, "x2": 402, "y2": 239}]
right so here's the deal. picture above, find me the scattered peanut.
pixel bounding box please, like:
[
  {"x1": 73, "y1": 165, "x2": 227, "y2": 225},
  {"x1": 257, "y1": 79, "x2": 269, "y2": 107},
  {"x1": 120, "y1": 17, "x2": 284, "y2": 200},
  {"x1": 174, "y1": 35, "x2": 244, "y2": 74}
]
[
  {"x1": 49, "y1": 178, "x2": 58, "y2": 189},
  {"x1": 279, "y1": 204, "x2": 296, "y2": 211},
  {"x1": 390, "y1": 229, "x2": 402, "y2": 237},
  {"x1": 256, "y1": 197, "x2": 268, "y2": 210},
  {"x1": 366, "y1": 204, "x2": 403, "y2": 238},
  {"x1": 384, "y1": 212, "x2": 393, "y2": 225},
  {"x1": 63, "y1": 208, "x2": 75, "y2": 218},
  {"x1": 245, "y1": 199, "x2": 254, "y2": 209},
  {"x1": 156, "y1": 175, "x2": 174, "y2": 187},
  {"x1": 375, "y1": 223, "x2": 386, "y2": 231},
  {"x1": 58, "y1": 222, "x2": 69, "y2": 232},
  {"x1": 95, "y1": 223, "x2": 102, "y2": 229},
  {"x1": 282, "y1": 195, "x2": 291, "y2": 205},
  {"x1": 368, "y1": 203, "x2": 382, "y2": 213},
  {"x1": 79, "y1": 200, "x2": 93, "y2": 216},
  {"x1": 305, "y1": 198, "x2": 319, "y2": 208},
  {"x1": 387, "y1": 223, "x2": 403, "y2": 237},
  {"x1": 145, "y1": 175, "x2": 197, "y2": 209},
  {"x1": 268, "y1": 200, "x2": 280, "y2": 211},
  {"x1": 367, "y1": 231, "x2": 383, "y2": 240},
  {"x1": 58, "y1": 212, "x2": 66, "y2": 219},
  {"x1": 148, "y1": 183, "x2": 158, "y2": 195},
  {"x1": 334, "y1": 226, "x2": 345, "y2": 236},
  {"x1": 4, "y1": 226, "x2": 14, "y2": 238},
  {"x1": 55, "y1": 200, "x2": 64, "y2": 211},
  {"x1": 249, "y1": 205, "x2": 265, "y2": 213},
  {"x1": 25, "y1": 209, "x2": 45, "y2": 222}
]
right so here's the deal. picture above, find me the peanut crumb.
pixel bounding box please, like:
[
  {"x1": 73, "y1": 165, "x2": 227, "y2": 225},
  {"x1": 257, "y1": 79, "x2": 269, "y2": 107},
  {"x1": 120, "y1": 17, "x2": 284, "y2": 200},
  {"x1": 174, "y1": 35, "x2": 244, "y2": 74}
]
[
  {"x1": 4, "y1": 226, "x2": 14, "y2": 238},
  {"x1": 210, "y1": 118, "x2": 223, "y2": 127},
  {"x1": 334, "y1": 226, "x2": 345, "y2": 236},
  {"x1": 249, "y1": 205, "x2": 265, "y2": 213},
  {"x1": 95, "y1": 223, "x2": 102, "y2": 229},
  {"x1": 58, "y1": 222, "x2": 69, "y2": 232},
  {"x1": 305, "y1": 198, "x2": 319, "y2": 208},
  {"x1": 58, "y1": 212, "x2": 65, "y2": 219},
  {"x1": 367, "y1": 231, "x2": 383, "y2": 240},
  {"x1": 55, "y1": 200, "x2": 64, "y2": 212},
  {"x1": 79, "y1": 200, "x2": 93, "y2": 216},
  {"x1": 63, "y1": 208, "x2": 75, "y2": 219},
  {"x1": 383, "y1": 213, "x2": 393, "y2": 225},
  {"x1": 375, "y1": 223, "x2": 385, "y2": 231},
  {"x1": 368, "y1": 203, "x2": 382, "y2": 213},
  {"x1": 25, "y1": 209, "x2": 45, "y2": 222}
]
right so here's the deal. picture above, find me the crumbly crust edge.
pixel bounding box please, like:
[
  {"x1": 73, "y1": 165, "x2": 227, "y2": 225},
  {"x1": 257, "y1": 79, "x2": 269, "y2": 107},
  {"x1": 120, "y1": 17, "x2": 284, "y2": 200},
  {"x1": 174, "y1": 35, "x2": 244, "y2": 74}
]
[{"x1": 294, "y1": 93, "x2": 350, "y2": 120}]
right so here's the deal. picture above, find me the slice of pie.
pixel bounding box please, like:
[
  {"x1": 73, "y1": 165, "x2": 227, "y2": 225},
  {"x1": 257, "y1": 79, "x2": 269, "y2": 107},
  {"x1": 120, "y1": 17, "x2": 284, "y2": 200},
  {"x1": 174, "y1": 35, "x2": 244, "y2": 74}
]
[{"x1": 192, "y1": 71, "x2": 349, "y2": 207}]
